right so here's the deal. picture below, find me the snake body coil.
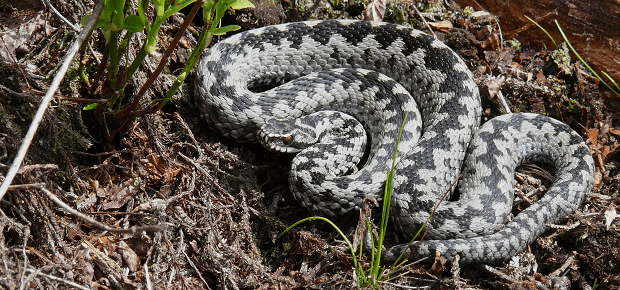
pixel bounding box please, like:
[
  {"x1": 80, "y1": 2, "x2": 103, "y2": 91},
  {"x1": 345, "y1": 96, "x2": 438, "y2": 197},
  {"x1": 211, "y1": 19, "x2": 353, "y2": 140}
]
[{"x1": 194, "y1": 20, "x2": 595, "y2": 264}]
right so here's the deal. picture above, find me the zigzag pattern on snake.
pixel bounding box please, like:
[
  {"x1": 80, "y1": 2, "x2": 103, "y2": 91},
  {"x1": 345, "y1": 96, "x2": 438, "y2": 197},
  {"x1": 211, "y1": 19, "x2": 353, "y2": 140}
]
[{"x1": 194, "y1": 19, "x2": 595, "y2": 264}]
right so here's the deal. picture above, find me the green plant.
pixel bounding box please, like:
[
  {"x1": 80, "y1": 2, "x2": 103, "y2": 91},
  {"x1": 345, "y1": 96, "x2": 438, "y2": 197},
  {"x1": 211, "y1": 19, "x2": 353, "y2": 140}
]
[
  {"x1": 364, "y1": 112, "x2": 410, "y2": 286},
  {"x1": 79, "y1": 0, "x2": 254, "y2": 140},
  {"x1": 280, "y1": 216, "x2": 365, "y2": 286},
  {"x1": 525, "y1": 16, "x2": 620, "y2": 97},
  {"x1": 507, "y1": 38, "x2": 521, "y2": 51},
  {"x1": 279, "y1": 113, "x2": 409, "y2": 287},
  {"x1": 463, "y1": 6, "x2": 474, "y2": 17}
]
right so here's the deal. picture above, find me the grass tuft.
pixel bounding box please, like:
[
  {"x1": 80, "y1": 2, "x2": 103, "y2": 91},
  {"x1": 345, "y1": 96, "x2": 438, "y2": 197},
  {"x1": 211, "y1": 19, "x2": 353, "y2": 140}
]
[
  {"x1": 525, "y1": 16, "x2": 620, "y2": 97},
  {"x1": 279, "y1": 111, "x2": 452, "y2": 287}
]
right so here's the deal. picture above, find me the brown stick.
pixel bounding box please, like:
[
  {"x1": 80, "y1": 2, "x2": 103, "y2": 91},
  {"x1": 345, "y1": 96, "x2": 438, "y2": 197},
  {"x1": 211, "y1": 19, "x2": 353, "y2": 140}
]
[{"x1": 8, "y1": 183, "x2": 165, "y2": 235}]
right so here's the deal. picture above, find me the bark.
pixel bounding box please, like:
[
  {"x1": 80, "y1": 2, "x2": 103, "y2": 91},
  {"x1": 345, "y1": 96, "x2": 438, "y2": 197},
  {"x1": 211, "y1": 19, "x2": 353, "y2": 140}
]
[{"x1": 455, "y1": 0, "x2": 620, "y2": 87}]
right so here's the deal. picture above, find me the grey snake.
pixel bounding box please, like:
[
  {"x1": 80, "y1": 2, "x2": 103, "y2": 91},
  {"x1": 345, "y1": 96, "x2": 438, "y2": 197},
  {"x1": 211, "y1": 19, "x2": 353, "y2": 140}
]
[{"x1": 194, "y1": 19, "x2": 595, "y2": 264}]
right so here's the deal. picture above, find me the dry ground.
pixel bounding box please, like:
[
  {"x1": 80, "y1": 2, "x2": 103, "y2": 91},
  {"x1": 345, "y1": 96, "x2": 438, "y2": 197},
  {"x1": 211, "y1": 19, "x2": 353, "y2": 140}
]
[{"x1": 0, "y1": 0, "x2": 619, "y2": 289}]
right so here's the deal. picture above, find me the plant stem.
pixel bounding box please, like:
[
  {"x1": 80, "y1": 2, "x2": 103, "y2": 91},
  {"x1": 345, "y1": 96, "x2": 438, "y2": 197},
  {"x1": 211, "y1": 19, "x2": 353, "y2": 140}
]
[
  {"x1": 158, "y1": 23, "x2": 212, "y2": 109},
  {"x1": 115, "y1": 0, "x2": 206, "y2": 120},
  {"x1": 107, "y1": 29, "x2": 121, "y2": 89}
]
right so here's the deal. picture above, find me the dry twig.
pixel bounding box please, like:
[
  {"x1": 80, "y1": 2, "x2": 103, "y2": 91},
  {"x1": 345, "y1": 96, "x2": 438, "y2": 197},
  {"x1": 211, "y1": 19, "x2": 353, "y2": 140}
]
[
  {"x1": 23, "y1": 268, "x2": 90, "y2": 290},
  {"x1": 0, "y1": 0, "x2": 104, "y2": 201},
  {"x1": 8, "y1": 183, "x2": 165, "y2": 234}
]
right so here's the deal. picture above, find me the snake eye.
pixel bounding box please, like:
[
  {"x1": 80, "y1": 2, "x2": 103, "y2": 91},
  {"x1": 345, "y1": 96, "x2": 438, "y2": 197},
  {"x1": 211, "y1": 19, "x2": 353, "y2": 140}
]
[{"x1": 282, "y1": 136, "x2": 294, "y2": 144}]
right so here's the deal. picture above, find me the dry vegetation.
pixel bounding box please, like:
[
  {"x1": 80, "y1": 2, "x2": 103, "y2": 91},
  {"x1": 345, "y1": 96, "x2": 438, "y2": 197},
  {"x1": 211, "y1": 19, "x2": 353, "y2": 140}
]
[{"x1": 0, "y1": 0, "x2": 618, "y2": 289}]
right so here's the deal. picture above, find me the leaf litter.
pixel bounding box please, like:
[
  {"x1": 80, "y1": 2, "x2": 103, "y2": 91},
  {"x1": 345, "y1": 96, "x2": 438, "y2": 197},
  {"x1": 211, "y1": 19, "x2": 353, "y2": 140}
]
[{"x1": 0, "y1": 0, "x2": 619, "y2": 289}]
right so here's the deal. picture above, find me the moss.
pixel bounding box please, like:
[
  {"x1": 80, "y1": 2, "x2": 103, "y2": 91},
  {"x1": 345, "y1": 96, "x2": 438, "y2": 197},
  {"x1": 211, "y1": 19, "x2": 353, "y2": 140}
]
[
  {"x1": 387, "y1": 1, "x2": 417, "y2": 26},
  {"x1": 389, "y1": 2, "x2": 407, "y2": 24},
  {"x1": 549, "y1": 42, "x2": 573, "y2": 76},
  {"x1": 420, "y1": 0, "x2": 445, "y2": 13},
  {"x1": 507, "y1": 39, "x2": 521, "y2": 52}
]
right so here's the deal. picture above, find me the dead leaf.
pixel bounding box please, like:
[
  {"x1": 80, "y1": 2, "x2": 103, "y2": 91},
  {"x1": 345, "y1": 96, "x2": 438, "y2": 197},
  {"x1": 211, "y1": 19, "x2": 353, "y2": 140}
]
[
  {"x1": 118, "y1": 241, "x2": 140, "y2": 273},
  {"x1": 148, "y1": 153, "x2": 165, "y2": 173},
  {"x1": 0, "y1": 14, "x2": 55, "y2": 61},
  {"x1": 586, "y1": 128, "x2": 600, "y2": 147},
  {"x1": 469, "y1": 10, "x2": 494, "y2": 24},
  {"x1": 609, "y1": 127, "x2": 620, "y2": 138},
  {"x1": 76, "y1": 179, "x2": 98, "y2": 210},
  {"x1": 429, "y1": 21, "x2": 453, "y2": 32},
  {"x1": 477, "y1": 25, "x2": 494, "y2": 40},
  {"x1": 604, "y1": 207, "x2": 618, "y2": 230},
  {"x1": 536, "y1": 70, "x2": 551, "y2": 87},
  {"x1": 481, "y1": 33, "x2": 501, "y2": 50},
  {"x1": 484, "y1": 76, "x2": 505, "y2": 99},
  {"x1": 354, "y1": 197, "x2": 377, "y2": 251},
  {"x1": 594, "y1": 170, "x2": 602, "y2": 188},
  {"x1": 144, "y1": 153, "x2": 181, "y2": 183},
  {"x1": 603, "y1": 145, "x2": 611, "y2": 158},
  {"x1": 363, "y1": 0, "x2": 386, "y2": 22},
  {"x1": 429, "y1": 251, "x2": 447, "y2": 276},
  {"x1": 102, "y1": 178, "x2": 140, "y2": 210},
  {"x1": 178, "y1": 35, "x2": 191, "y2": 49},
  {"x1": 72, "y1": 247, "x2": 95, "y2": 284}
]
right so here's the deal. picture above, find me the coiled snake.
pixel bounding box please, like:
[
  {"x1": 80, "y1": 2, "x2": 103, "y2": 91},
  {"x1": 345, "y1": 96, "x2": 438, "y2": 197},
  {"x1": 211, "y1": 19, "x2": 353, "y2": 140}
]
[{"x1": 194, "y1": 19, "x2": 595, "y2": 264}]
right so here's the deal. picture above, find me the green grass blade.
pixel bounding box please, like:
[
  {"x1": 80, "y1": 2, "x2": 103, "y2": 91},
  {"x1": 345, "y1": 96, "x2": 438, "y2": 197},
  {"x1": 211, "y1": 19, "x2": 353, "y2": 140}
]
[
  {"x1": 390, "y1": 174, "x2": 458, "y2": 269},
  {"x1": 391, "y1": 221, "x2": 427, "y2": 267},
  {"x1": 278, "y1": 216, "x2": 365, "y2": 287},
  {"x1": 524, "y1": 15, "x2": 557, "y2": 48},
  {"x1": 555, "y1": 20, "x2": 620, "y2": 97},
  {"x1": 369, "y1": 111, "x2": 409, "y2": 285},
  {"x1": 601, "y1": 71, "x2": 620, "y2": 94}
]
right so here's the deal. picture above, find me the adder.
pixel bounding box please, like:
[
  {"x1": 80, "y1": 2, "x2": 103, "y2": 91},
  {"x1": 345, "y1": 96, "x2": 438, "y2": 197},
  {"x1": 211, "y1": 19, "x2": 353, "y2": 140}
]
[{"x1": 194, "y1": 19, "x2": 595, "y2": 264}]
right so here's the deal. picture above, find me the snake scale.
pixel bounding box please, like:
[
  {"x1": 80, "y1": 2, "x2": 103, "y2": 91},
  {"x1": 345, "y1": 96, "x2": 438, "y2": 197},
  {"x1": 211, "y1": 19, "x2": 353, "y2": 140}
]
[{"x1": 194, "y1": 19, "x2": 595, "y2": 264}]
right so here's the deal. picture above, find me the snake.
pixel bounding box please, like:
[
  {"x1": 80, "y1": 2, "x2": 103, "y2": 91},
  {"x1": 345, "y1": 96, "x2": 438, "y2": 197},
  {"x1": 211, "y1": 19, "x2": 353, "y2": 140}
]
[{"x1": 194, "y1": 19, "x2": 595, "y2": 264}]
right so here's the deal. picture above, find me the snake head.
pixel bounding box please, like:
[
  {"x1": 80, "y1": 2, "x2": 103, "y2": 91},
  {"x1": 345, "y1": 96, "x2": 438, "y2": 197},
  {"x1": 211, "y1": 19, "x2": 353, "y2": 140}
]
[{"x1": 257, "y1": 118, "x2": 318, "y2": 154}]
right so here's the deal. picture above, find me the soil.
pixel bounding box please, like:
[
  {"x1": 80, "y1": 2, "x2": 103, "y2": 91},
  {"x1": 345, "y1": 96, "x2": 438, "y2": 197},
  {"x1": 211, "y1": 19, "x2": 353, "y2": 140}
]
[{"x1": 0, "y1": 0, "x2": 619, "y2": 289}]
